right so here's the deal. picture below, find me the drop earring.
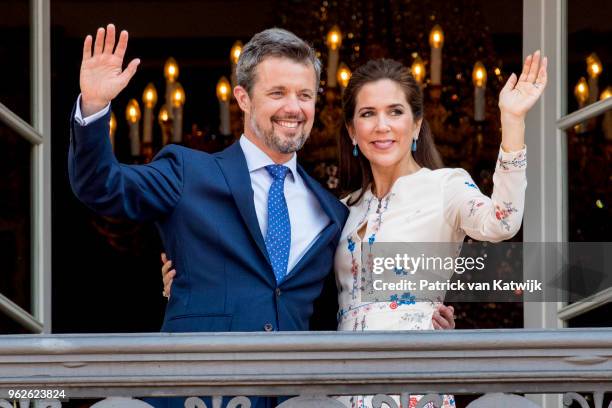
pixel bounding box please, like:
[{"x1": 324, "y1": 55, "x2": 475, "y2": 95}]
[
  {"x1": 411, "y1": 138, "x2": 418, "y2": 152},
  {"x1": 352, "y1": 140, "x2": 359, "y2": 157}
]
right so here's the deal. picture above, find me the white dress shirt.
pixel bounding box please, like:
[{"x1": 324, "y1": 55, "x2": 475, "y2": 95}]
[
  {"x1": 74, "y1": 94, "x2": 110, "y2": 125},
  {"x1": 239, "y1": 135, "x2": 330, "y2": 273},
  {"x1": 72, "y1": 96, "x2": 330, "y2": 274}
]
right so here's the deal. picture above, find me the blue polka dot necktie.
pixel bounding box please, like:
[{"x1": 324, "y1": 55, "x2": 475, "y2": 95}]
[{"x1": 265, "y1": 165, "x2": 291, "y2": 283}]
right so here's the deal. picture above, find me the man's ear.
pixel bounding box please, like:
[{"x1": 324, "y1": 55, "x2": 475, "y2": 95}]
[{"x1": 234, "y1": 85, "x2": 250, "y2": 113}]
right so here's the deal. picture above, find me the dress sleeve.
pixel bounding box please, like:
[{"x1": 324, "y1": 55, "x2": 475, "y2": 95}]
[{"x1": 442, "y1": 146, "x2": 527, "y2": 242}]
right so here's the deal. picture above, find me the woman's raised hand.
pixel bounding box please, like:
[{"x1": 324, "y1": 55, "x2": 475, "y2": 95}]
[
  {"x1": 498, "y1": 50, "x2": 548, "y2": 120},
  {"x1": 80, "y1": 24, "x2": 140, "y2": 117}
]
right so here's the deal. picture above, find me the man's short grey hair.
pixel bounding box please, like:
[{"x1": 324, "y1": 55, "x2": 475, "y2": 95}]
[{"x1": 236, "y1": 28, "x2": 322, "y2": 95}]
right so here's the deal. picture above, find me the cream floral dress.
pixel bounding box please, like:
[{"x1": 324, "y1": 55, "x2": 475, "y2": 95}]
[{"x1": 335, "y1": 146, "x2": 527, "y2": 408}]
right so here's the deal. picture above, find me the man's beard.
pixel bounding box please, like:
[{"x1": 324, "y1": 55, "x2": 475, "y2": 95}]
[{"x1": 249, "y1": 108, "x2": 309, "y2": 154}]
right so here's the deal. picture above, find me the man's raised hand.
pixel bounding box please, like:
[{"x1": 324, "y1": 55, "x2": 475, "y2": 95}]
[{"x1": 80, "y1": 24, "x2": 140, "y2": 117}]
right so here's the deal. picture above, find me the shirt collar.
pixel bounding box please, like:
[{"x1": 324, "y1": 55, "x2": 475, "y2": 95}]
[{"x1": 239, "y1": 134, "x2": 298, "y2": 182}]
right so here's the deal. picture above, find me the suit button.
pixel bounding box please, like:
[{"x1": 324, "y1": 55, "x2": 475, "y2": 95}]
[
  {"x1": 275, "y1": 288, "x2": 281, "y2": 297},
  {"x1": 263, "y1": 323, "x2": 273, "y2": 332}
]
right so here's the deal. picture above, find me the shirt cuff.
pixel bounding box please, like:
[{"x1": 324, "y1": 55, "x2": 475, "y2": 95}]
[
  {"x1": 496, "y1": 145, "x2": 527, "y2": 171},
  {"x1": 74, "y1": 94, "x2": 111, "y2": 126}
]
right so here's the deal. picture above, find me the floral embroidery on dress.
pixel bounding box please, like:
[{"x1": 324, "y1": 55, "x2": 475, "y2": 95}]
[
  {"x1": 497, "y1": 150, "x2": 527, "y2": 170},
  {"x1": 348, "y1": 193, "x2": 395, "y2": 300},
  {"x1": 495, "y1": 201, "x2": 518, "y2": 231},
  {"x1": 389, "y1": 293, "x2": 416, "y2": 307},
  {"x1": 394, "y1": 266, "x2": 408, "y2": 276},
  {"x1": 347, "y1": 236, "x2": 359, "y2": 300},
  {"x1": 464, "y1": 181, "x2": 478, "y2": 189},
  {"x1": 467, "y1": 199, "x2": 485, "y2": 217}
]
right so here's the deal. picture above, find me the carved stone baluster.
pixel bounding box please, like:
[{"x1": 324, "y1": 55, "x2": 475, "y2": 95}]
[
  {"x1": 371, "y1": 394, "x2": 399, "y2": 408},
  {"x1": 467, "y1": 393, "x2": 541, "y2": 407},
  {"x1": 563, "y1": 392, "x2": 610, "y2": 408},
  {"x1": 184, "y1": 397, "x2": 207, "y2": 408},
  {"x1": 184, "y1": 396, "x2": 251, "y2": 408},
  {"x1": 400, "y1": 393, "x2": 412, "y2": 408},
  {"x1": 564, "y1": 392, "x2": 592, "y2": 408},
  {"x1": 226, "y1": 397, "x2": 251, "y2": 408},
  {"x1": 0, "y1": 401, "x2": 62, "y2": 408},
  {"x1": 33, "y1": 400, "x2": 62, "y2": 408},
  {"x1": 415, "y1": 394, "x2": 443, "y2": 408},
  {"x1": 90, "y1": 397, "x2": 154, "y2": 407},
  {"x1": 593, "y1": 392, "x2": 604, "y2": 408},
  {"x1": 275, "y1": 395, "x2": 347, "y2": 407}
]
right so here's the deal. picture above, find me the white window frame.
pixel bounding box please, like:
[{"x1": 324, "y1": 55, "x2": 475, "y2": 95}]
[
  {"x1": 0, "y1": 0, "x2": 51, "y2": 333},
  {"x1": 523, "y1": 0, "x2": 612, "y2": 406}
]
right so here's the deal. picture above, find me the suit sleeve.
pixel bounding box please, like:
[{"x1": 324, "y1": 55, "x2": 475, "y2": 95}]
[
  {"x1": 68, "y1": 104, "x2": 184, "y2": 221},
  {"x1": 442, "y1": 146, "x2": 527, "y2": 242}
]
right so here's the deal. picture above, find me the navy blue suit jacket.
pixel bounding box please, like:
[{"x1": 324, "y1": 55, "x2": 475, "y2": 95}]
[{"x1": 68, "y1": 107, "x2": 348, "y2": 407}]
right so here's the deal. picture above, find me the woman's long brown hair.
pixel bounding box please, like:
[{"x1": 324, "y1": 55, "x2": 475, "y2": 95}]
[{"x1": 339, "y1": 58, "x2": 444, "y2": 206}]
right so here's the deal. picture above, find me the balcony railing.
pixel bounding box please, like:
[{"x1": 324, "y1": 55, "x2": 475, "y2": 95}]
[{"x1": 1, "y1": 329, "x2": 611, "y2": 407}]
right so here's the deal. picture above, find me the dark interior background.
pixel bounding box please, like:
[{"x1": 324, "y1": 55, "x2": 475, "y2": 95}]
[{"x1": 0, "y1": 0, "x2": 610, "y2": 336}]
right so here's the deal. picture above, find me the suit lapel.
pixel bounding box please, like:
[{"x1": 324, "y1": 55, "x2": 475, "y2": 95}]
[
  {"x1": 282, "y1": 165, "x2": 343, "y2": 283},
  {"x1": 298, "y1": 164, "x2": 344, "y2": 227},
  {"x1": 216, "y1": 145, "x2": 345, "y2": 286},
  {"x1": 215, "y1": 143, "x2": 272, "y2": 271}
]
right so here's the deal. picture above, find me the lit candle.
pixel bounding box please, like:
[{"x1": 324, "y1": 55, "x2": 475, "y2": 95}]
[
  {"x1": 326, "y1": 26, "x2": 342, "y2": 88},
  {"x1": 411, "y1": 56, "x2": 426, "y2": 85},
  {"x1": 429, "y1": 25, "x2": 444, "y2": 86},
  {"x1": 574, "y1": 77, "x2": 589, "y2": 109},
  {"x1": 574, "y1": 77, "x2": 589, "y2": 133},
  {"x1": 158, "y1": 106, "x2": 170, "y2": 146},
  {"x1": 109, "y1": 111, "x2": 117, "y2": 152},
  {"x1": 601, "y1": 86, "x2": 612, "y2": 141},
  {"x1": 125, "y1": 99, "x2": 141, "y2": 156},
  {"x1": 586, "y1": 53, "x2": 602, "y2": 105},
  {"x1": 171, "y1": 83, "x2": 185, "y2": 143},
  {"x1": 472, "y1": 61, "x2": 487, "y2": 122},
  {"x1": 336, "y1": 63, "x2": 351, "y2": 91},
  {"x1": 164, "y1": 57, "x2": 179, "y2": 119},
  {"x1": 217, "y1": 76, "x2": 231, "y2": 135},
  {"x1": 142, "y1": 83, "x2": 157, "y2": 144},
  {"x1": 230, "y1": 41, "x2": 242, "y2": 90}
]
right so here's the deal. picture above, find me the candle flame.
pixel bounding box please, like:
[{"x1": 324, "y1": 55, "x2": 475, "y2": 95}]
[
  {"x1": 600, "y1": 86, "x2": 612, "y2": 100},
  {"x1": 142, "y1": 83, "x2": 158, "y2": 108},
  {"x1": 125, "y1": 99, "x2": 141, "y2": 123},
  {"x1": 337, "y1": 63, "x2": 351, "y2": 88},
  {"x1": 230, "y1": 41, "x2": 243, "y2": 65},
  {"x1": 429, "y1": 25, "x2": 444, "y2": 48},
  {"x1": 164, "y1": 57, "x2": 179, "y2": 81},
  {"x1": 158, "y1": 106, "x2": 169, "y2": 123},
  {"x1": 172, "y1": 83, "x2": 185, "y2": 107},
  {"x1": 586, "y1": 53, "x2": 602, "y2": 78},
  {"x1": 574, "y1": 77, "x2": 589, "y2": 104},
  {"x1": 411, "y1": 56, "x2": 426, "y2": 84},
  {"x1": 326, "y1": 25, "x2": 343, "y2": 50},
  {"x1": 217, "y1": 76, "x2": 232, "y2": 102},
  {"x1": 472, "y1": 61, "x2": 487, "y2": 87}
]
